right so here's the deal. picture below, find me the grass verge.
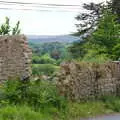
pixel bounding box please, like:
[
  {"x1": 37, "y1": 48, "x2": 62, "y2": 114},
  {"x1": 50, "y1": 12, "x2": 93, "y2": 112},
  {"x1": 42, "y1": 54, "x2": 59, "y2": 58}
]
[{"x1": 0, "y1": 79, "x2": 120, "y2": 120}]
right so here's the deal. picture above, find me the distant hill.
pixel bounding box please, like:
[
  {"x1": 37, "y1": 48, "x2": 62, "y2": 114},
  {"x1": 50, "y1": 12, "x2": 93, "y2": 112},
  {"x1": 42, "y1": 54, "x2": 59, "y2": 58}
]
[{"x1": 27, "y1": 35, "x2": 80, "y2": 43}]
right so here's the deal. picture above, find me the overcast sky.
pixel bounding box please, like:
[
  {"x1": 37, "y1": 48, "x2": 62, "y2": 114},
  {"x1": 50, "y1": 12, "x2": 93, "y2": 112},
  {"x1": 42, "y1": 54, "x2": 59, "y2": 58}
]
[{"x1": 0, "y1": 0, "x2": 107, "y2": 35}]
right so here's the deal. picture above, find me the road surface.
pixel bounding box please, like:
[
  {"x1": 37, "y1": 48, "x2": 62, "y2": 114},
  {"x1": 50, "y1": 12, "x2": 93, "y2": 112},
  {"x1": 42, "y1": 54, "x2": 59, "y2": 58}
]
[{"x1": 82, "y1": 114, "x2": 120, "y2": 120}]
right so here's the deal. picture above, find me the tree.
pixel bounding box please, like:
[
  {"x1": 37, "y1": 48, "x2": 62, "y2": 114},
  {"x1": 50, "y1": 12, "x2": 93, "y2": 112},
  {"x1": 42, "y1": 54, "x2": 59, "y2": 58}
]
[
  {"x1": 0, "y1": 17, "x2": 21, "y2": 35},
  {"x1": 75, "y1": 0, "x2": 120, "y2": 38},
  {"x1": 107, "y1": 0, "x2": 120, "y2": 22},
  {"x1": 68, "y1": 2, "x2": 104, "y2": 59},
  {"x1": 75, "y1": 2, "x2": 103, "y2": 38},
  {"x1": 69, "y1": 0, "x2": 120, "y2": 60},
  {"x1": 51, "y1": 49, "x2": 60, "y2": 60},
  {"x1": 68, "y1": 40, "x2": 87, "y2": 59},
  {"x1": 30, "y1": 42, "x2": 69, "y2": 61},
  {"x1": 86, "y1": 10, "x2": 120, "y2": 60},
  {"x1": 112, "y1": 0, "x2": 120, "y2": 18}
]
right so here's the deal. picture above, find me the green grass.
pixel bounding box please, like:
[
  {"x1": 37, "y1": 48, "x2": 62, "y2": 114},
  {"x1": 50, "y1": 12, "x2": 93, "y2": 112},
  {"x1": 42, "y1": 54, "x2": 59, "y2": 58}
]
[
  {"x1": 66, "y1": 96, "x2": 120, "y2": 119},
  {"x1": 66, "y1": 101, "x2": 113, "y2": 119},
  {"x1": 0, "y1": 105, "x2": 52, "y2": 120},
  {"x1": 32, "y1": 64, "x2": 60, "y2": 76},
  {"x1": 0, "y1": 100, "x2": 116, "y2": 120}
]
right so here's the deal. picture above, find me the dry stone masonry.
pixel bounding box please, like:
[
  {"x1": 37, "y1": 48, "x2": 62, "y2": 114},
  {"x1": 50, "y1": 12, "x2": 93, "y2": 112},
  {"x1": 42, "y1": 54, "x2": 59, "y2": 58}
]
[
  {"x1": 57, "y1": 61, "x2": 120, "y2": 101},
  {"x1": 0, "y1": 35, "x2": 32, "y2": 82}
]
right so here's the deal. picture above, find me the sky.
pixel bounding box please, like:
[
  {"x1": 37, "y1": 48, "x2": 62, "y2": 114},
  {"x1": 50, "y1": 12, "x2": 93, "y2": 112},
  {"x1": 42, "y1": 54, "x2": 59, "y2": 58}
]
[{"x1": 0, "y1": 0, "x2": 107, "y2": 35}]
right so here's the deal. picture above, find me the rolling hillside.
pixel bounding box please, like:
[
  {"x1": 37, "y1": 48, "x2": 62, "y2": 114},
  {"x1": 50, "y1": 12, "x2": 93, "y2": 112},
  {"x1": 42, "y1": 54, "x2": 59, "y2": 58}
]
[{"x1": 27, "y1": 35, "x2": 80, "y2": 43}]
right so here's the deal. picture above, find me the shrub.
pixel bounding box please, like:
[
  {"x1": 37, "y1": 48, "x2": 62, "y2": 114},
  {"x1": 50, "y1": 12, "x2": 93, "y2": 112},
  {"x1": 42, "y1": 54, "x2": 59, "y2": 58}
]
[
  {"x1": 26, "y1": 81, "x2": 68, "y2": 111},
  {"x1": 0, "y1": 77, "x2": 30, "y2": 104},
  {"x1": 100, "y1": 96, "x2": 120, "y2": 112},
  {"x1": 0, "y1": 78, "x2": 67, "y2": 112},
  {"x1": 32, "y1": 54, "x2": 56, "y2": 64}
]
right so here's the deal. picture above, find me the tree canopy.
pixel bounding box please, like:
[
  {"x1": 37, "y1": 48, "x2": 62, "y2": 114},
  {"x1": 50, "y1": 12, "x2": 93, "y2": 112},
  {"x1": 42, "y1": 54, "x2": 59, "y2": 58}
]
[{"x1": 69, "y1": 0, "x2": 120, "y2": 62}]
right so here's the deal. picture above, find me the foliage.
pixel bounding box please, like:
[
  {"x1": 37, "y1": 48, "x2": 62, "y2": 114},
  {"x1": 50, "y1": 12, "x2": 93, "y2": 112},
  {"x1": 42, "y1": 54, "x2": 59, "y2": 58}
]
[
  {"x1": 1, "y1": 78, "x2": 120, "y2": 119},
  {"x1": 0, "y1": 77, "x2": 30, "y2": 104},
  {"x1": 74, "y1": 2, "x2": 103, "y2": 37},
  {"x1": 74, "y1": 0, "x2": 120, "y2": 37},
  {"x1": 112, "y1": 0, "x2": 120, "y2": 22},
  {"x1": 30, "y1": 42, "x2": 69, "y2": 76},
  {"x1": 100, "y1": 96, "x2": 120, "y2": 112},
  {"x1": 69, "y1": 1, "x2": 104, "y2": 59},
  {"x1": 0, "y1": 101, "x2": 110, "y2": 120},
  {"x1": 30, "y1": 42, "x2": 71, "y2": 77},
  {"x1": 67, "y1": 101, "x2": 111, "y2": 119},
  {"x1": 112, "y1": 43, "x2": 120, "y2": 60},
  {"x1": 67, "y1": 96, "x2": 120, "y2": 119},
  {"x1": 69, "y1": 6, "x2": 120, "y2": 61},
  {"x1": 26, "y1": 80, "x2": 67, "y2": 111},
  {"x1": 30, "y1": 42, "x2": 70, "y2": 63},
  {"x1": 0, "y1": 105, "x2": 45, "y2": 120},
  {"x1": 0, "y1": 17, "x2": 10, "y2": 35},
  {"x1": 0, "y1": 78, "x2": 69, "y2": 120},
  {"x1": 82, "y1": 49, "x2": 110, "y2": 63},
  {"x1": 32, "y1": 54, "x2": 56, "y2": 64},
  {"x1": 88, "y1": 11, "x2": 120, "y2": 60},
  {"x1": 0, "y1": 17, "x2": 21, "y2": 35},
  {"x1": 0, "y1": 78, "x2": 67, "y2": 110},
  {"x1": 68, "y1": 41, "x2": 87, "y2": 59},
  {"x1": 12, "y1": 21, "x2": 21, "y2": 35}
]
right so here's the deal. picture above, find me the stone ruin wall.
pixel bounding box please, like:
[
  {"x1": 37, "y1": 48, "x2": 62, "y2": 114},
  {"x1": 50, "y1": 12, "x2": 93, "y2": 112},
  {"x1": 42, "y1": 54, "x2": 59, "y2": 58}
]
[
  {"x1": 0, "y1": 35, "x2": 32, "y2": 82},
  {"x1": 56, "y1": 62, "x2": 120, "y2": 101}
]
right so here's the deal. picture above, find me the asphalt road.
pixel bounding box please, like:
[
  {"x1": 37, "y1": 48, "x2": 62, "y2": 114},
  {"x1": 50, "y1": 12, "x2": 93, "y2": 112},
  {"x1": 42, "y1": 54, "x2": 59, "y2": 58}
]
[{"x1": 82, "y1": 114, "x2": 120, "y2": 120}]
